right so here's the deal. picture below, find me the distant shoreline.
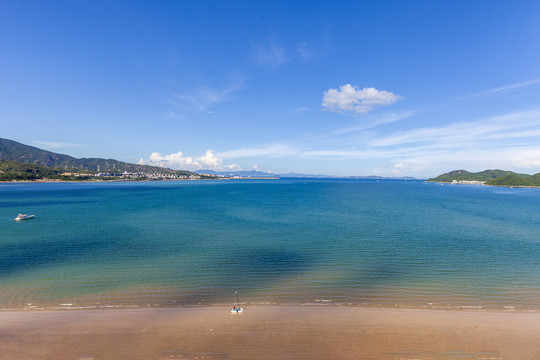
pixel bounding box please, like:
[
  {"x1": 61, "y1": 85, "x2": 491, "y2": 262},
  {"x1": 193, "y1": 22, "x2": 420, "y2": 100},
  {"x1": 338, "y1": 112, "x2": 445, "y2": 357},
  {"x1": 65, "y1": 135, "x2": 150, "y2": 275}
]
[
  {"x1": 0, "y1": 177, "x2": 280, "y2": 184},
  {"x1": 428, "y1": 169, "x2": 540, "y2": 188},
  {"x1": 0, "y1": 177, "x2": 419, "y2": 184},
  {"x1": 428, "y1": 180, "x2": 540, "y2": 189}
]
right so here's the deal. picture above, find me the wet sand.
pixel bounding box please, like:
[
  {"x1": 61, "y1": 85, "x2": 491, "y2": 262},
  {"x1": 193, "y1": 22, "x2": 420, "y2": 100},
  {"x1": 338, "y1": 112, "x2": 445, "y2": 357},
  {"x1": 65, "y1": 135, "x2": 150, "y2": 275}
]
[{"x1": 1, "y1": 306, "x2": 540, "y2": 360}]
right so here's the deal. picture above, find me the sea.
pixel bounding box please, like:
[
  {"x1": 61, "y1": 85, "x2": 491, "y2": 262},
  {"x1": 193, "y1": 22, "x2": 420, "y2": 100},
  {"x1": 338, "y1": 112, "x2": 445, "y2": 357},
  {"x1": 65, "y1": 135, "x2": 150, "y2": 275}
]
[{"x1": 1, "y1": 178, "x2": 540, "y2": 311}]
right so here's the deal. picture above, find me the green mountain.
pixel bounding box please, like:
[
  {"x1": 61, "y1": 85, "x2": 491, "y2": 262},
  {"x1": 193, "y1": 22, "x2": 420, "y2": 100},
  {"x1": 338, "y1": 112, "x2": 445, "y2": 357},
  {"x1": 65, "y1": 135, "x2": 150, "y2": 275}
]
[
  {"x1": 0, "y1": 159, "x2": 79, "y2": 181},
  {"x1": 487, "y1": 173, "x2": 540, "y2": 187},
  {"x1": 0, "y1": 138, "x2": 195, "y2": 176},
  {"x1": 428, "y1": 169, "x2": 540, "y2": 187},
  {"x1": 0, "y1": 138, "x2": 72, "y2": 168},
  {"x1": 428, "y1": 169, "x2": 521, "y2": 182}
]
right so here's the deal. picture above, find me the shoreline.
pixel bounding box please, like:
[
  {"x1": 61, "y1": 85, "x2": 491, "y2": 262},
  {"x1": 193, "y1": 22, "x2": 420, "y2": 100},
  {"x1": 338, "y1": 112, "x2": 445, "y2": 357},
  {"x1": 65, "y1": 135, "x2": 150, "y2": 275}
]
[
  {"x1": 0, "y1": 301, "x2": 535, "y2": 313},
  {"x1": 0, "y1": 177, "x2": 280, "y2": 184},
  {"x1": 4, "y1": 178, "x2": 539, "y2": 188},
  {"x1": 2, "y1": 305, "x2": 540, "y2": 359},
  {"x1": 428, "y1": 180, "x2": 540, "y2": 189}
]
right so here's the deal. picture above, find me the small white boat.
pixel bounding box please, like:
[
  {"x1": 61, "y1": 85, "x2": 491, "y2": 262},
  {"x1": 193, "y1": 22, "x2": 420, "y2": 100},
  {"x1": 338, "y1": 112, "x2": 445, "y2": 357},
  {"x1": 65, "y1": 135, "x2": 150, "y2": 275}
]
[
  {"x1": 14, "y1": 214, "x2": 35, "y2": 221},
  {"x1": 231, "y1": 292, "x2": 243, "y2": 314},
  {"x1": 230, "y1": 306, "x2": 243, "y2": 314}
]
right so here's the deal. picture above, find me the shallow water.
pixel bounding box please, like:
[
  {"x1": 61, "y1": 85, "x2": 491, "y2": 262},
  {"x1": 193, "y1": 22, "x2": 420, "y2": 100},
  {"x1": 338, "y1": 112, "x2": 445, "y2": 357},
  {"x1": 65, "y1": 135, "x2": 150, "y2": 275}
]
[{"x1": 1, "y1": 179, "x2": 540, "y2": 310}]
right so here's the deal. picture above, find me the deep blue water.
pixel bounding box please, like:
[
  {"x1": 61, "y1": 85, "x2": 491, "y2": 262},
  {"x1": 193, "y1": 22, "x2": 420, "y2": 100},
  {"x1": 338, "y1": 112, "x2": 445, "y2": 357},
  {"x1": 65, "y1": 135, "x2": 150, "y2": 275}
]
[{"x1": 1, "y1": 179, "x2": 540, "y2": 310}]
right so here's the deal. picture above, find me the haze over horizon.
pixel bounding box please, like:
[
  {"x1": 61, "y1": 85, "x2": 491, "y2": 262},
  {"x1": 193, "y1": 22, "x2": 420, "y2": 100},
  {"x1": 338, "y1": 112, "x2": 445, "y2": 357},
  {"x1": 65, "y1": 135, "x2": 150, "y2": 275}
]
[{"x1": 2, "y1": 1, "x2": 540, "y2": 178}]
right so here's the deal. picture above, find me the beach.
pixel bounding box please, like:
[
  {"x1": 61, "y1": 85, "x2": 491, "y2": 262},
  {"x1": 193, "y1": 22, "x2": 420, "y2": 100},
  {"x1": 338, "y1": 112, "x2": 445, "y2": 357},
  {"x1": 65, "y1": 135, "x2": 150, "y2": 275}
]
[{"x1": 2, "y1": 306, "x2": 540, "y2": 360}]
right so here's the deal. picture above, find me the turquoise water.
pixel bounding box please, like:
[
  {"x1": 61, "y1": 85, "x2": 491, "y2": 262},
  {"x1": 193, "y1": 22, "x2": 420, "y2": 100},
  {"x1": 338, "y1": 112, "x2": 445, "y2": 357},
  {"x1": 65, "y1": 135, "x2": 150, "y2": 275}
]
[{"x1": 1, "y1": 179, "x2": 540, "y2": 310}]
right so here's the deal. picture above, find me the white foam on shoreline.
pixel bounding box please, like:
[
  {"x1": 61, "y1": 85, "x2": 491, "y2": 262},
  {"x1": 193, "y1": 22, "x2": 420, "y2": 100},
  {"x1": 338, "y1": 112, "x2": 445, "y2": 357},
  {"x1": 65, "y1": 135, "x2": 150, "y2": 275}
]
[{"x1": 2, "y1": 299, "x2": 540, "y2": 313}]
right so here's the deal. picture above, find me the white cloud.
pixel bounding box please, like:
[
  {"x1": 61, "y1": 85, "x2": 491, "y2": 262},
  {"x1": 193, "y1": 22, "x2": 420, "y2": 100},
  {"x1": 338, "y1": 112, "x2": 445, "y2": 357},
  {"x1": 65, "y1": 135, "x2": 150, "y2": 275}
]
[
  {"x1": 516, "y1": 152, "x2": 540, "y2": 168},
  {"x1": 139, "y1": 150, "x2": 241, "y2": 172},
  {"x1": 322, "y1": 84, "x2": 401, "y2": 114}
]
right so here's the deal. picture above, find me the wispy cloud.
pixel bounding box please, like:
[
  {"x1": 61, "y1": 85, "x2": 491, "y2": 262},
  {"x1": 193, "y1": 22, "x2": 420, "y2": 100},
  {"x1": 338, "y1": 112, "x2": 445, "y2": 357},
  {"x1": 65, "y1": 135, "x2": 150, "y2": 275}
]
[
  {"x1": 158, "y1": 108, "x2": 540, "y2": 177},
  {"x1": 467, "y1": 78, "x2": 540, "y2": 98},
  {"x1": 215, "y1": 109, "x2": 540, "y2": 177},
  {"x1": 296, "y1": 41, "x2": 311, "y2": 60},
  {"x1": 333, "y1": 111, "x2": 414, "y2": 134},
  {"x1": 357, "y1": 109, "x2": 540, "y2": 176},
  {"x1": 290, "y1": 106, "x2": 309, "y2": 114},
  {"x1": 251, "y1": 39, "x2": 319, "y2": 68},
  {"x1": 173, "y1": 79, "x2": 245, "y2": 112},
  {"x1": 219, "y1": 144, "x2": 300, "y2": 159},
  {"x1": 381, "y1": 146, "x2": 540, "y2": 177},
  {"x1": 369, "y1": 110, "x2": 540, "y2": 149},
  {"x1": 302, "y1": 149, "x2": 377, "y2": 158},
  {"x1": 322, "y1": 85, "x2": 402, "y2": 114},
  {"x1": 251, "y1": 39, "x2": 288, "y2": 68},
  {"x1": 34, "y1": 141, "x2": 86, "y2": 149}
]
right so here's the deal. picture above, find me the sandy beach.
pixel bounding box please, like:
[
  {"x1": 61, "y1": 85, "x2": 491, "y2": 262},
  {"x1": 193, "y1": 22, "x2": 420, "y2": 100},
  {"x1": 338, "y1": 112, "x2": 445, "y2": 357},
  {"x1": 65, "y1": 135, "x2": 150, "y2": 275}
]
[{"x1": 1, "y1": 306, "x2": 540, "y2": 360}]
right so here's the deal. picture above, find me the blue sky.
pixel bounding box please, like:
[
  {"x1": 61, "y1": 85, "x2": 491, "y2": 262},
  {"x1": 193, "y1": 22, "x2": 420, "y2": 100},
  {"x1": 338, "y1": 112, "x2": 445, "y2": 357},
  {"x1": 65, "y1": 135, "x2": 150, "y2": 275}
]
[{"x1": 2, "y1": 1, "x2": 540, "y2": 177}]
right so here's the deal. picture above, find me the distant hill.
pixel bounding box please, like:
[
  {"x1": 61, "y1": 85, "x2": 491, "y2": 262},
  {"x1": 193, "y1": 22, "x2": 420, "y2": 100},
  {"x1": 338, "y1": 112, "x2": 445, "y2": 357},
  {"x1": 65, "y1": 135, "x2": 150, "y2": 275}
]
[
  {"x1": 196, "y1": 170, "x2": 278, "y2": 177},
  {"x1": 487, "y1": 173, "x2": 540, "y2": 187},
  {"x1": 428, "y1": 169, "x2": 540, "y2": 187},
  {"x1": 0, "y1": 138, "x2": 196, "y2": 176},
  {"x1": 278, "y1": 172, "x2": 333, "y2": 178},
  {"x1": 428, "y1": 169, "x2": 521, "y2": 182}
]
